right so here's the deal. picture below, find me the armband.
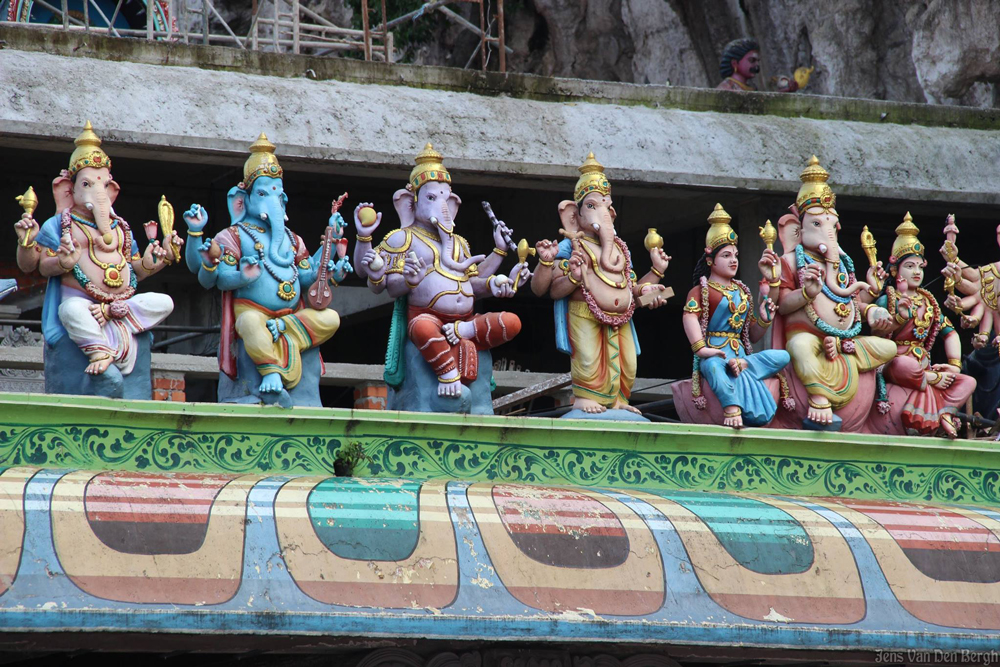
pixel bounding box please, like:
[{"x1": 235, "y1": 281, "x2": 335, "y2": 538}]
[{"x1": 691, "y1": 339, "x2": 707, "y2": 353}]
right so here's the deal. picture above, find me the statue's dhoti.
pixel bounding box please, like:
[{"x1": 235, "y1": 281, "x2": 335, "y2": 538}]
[
  {"x1": 58, "y1": 287, "x2": 173, "y2": 375},
  {"x1": 785, "y1": 327, "x2": 896, "y2": 409},
  {"x1": 567, "y1": 300, "x2": 637, "y2": 407},
  {"x1": 234, "y1": 299, "x2": 339, "y2": 389},
  {"x1": 406, "y1": 305, "x2": 521, "y2": 379}
]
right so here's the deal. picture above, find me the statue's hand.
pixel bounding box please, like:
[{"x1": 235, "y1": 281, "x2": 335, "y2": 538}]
[
  {"x1": 868, "y1": 306, "x2": 894, "y2": 332},
  {"x1": 240, "y1": 256, "x2": 262, "y2": 281},
  {"x1": 14, "y1": 212, "x2": 39, "y2": 246},
  {"x1": 802, "y1": 263, "x2": 824, "y2": 299},
  {"x1": 650, "y1": 247, "x2": 671, "y2": 274},
  {"x1": 490, "y1": 273, "x2": 515, "y2": 298},
  {"x1": 758, "y1": 295, "x2": 777, "y2": 323},
  {"x1": 961, "y1": 314, "x2": 980, "y2": 329},
  {"x1": 696, "y1": 347, "x2": 726, "y2": 360},
  {"x1": 640, "y1": 283, "x2": 669, "y2": 309},
  {"x1": 184, "y1": 204, "x2": 208, "y2": 232},
  {"x1": 506, "y1": 261, "x2": 531, "y2": 294},
  {"x1": 56, "y1": 232, "x2": 82, "y2": 270},
  {"x1": 354, "y1": 202, "x2": 381, "y2": 239},
  {"x1": 536, "y1": 240, "x2": 559, "y2": 263},
  {"x1": 328, "y1": 212, "x2": 346, "y2": 238},
  {"x1": 568, "y1": 249, "x2": 587, "y2": 283},
  {"x1": 973, "y1": 332, "x2": 988, "y2": 350},
  {"x1": 329, "y1": 256, "x2": 353, "y2": 283},
  {"x1": 866, "y1": 261, "x2": 886, "y2": 288},
  {"x1": 757, "y1": 248, "x2": 779, "y2": 281},
  {"x1": 492, "y1": 219, "x2": 513, "y2": 251},
  {"x1": 403, "y1": 252, "x2": 427, "y2": 286}
]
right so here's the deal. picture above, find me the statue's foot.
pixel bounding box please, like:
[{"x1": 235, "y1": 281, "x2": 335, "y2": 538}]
[
  {"x1": 437, "y1": 372, "x2": 462, "y2": 398},
  {"x1": 574, "y1": 398, "x2": 607, "y2": 414},
  {"x1": 89, "y1": 303, "x2": 107, "y2": 327},
  {"x1": 823, "y1": 336, "x2": 839, "y2": 361},
  {"x1": 259, "y1": 373, "x2": 284, "y2": 394},
  {"x1": 266, "y1": 318, "x2": 286, "y2": 342},
  {"x1": 441, "y1": 320, "x2": 476, "y2": 345},
  {"x1": 84, "y1": 353, "x2": 113, "y2": 375},
  {"x1": 723, "y1": 407, "x2": 744, "y2": 429},
  {"x1": 940, "y1": 414, "x2": 960, "y2": 439},
  {"x1": 611, "y1": 399, "x2": 642, "y2": 415},
  {"x1": 806, "y1": 398, "x2": 834, "y2": 426}
]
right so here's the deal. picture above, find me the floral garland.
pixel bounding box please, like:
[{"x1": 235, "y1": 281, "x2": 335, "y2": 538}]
[
  {"x1": 61, "y1": 209, "x2": 137, "y2": 303},
  {"x1": 581, "y1": 236, "x2": 636, "y2": 327}
]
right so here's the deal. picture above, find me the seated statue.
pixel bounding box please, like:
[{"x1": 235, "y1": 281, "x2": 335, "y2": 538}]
[
  {"x1": 353, "y1": 144, "x2": 529, "y2": 414},
  {"x1": 773, "y1": 156, "x2": 897, "y2": 431},
  {"x1": 679, "y1": 204, "x2": 791, "y2": 429},
  {"x1": 529, "y1": 153, "x2": 671, "y2": 420},
  {"x1": 868, "y1": 214, "x2": 975, "y2": 437},
  {"x1": 183, "y1": 134, "x2": 351, "y2": 407},
  {"x1": 13, "y1": 122, "x2": 180, "y2": 399}
]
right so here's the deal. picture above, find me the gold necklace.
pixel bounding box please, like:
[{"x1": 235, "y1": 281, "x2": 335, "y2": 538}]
[{"x1": 75, "y1": 222, "x2": 128, "y2": 288}]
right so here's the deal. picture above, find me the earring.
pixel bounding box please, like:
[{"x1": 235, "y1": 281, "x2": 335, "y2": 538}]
[{"x1": 706, "y1": 260, "x2": 713, "y2": 266}]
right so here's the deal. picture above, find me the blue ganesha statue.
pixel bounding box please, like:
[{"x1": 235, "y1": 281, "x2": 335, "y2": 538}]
[{"x1": 183, "y1": 134, "x2": 351, "y2": 407}]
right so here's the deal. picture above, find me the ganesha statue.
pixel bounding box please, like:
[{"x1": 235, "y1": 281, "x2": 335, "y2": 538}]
[
  {"x1": 183, "y1": 134, "x2": 350, "y2": 408},
  {"x1": 354, "y1": 143, "x2": 529, "y2": 414},
  {"x1": 13, "y1": 121, "x2": 179, "y2": 399},
  {"x1": 530, "y1": 153, "x2": 670, "y2": 420},
  {"x1": 771, "y1": 156, "x2": 897, "y2": 431},
  {"x1": 672, "y1": 204, "x2": 791, "y2": 429}
]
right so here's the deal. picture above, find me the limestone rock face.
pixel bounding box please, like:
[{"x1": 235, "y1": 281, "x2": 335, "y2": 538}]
[{"x1": 212, "y1": 0, "x2": 998, "y2": 107}]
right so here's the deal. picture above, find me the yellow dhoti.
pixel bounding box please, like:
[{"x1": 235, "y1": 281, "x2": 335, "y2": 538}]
[
  {"x1": 234, "y1": 299, "x2": 340, "y2": 389},
  {"x1": 786, "y1": 328, "x2": 896, "y2": 409},
  {"x1": 567, "y1": 300, "x2": 637, "y2": 407}
]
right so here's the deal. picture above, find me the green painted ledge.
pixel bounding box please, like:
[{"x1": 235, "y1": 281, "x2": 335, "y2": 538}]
[{"x1": 1, "y1": 392, "x2": 998, "y2": 506}]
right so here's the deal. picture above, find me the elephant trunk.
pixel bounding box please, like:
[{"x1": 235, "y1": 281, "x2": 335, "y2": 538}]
[
  {"x1": 264, "y1": 198, "x2": 291, "y2": 267},
  {"x1": 817, "y1": 242, "x2": 869, "y2": 297},
  {"x1": 78, "y1": 187, "x2": 114, "y2": 245},
  {"x1": 596, "y1": 221, "x2": 624, "y2": 273},
  {"x1": 435, "y1": 202, "x2": 478, "y2": 273}
]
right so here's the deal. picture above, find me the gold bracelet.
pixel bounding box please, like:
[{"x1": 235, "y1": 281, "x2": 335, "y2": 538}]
[
  {"x1": 928, "y1": 371, "x2": 943, "y2": 386},
  {"x1": 187, "y1": 230, "x2": 204, "y2": 237},
  {"x1": 807, "y1": 398, "x2": 830, "y2": 409},
  {"x1": 757, "y1": 316, "x2": 772, "y2": 328},
  {"x1": 801, "y1": 286, "x2": 815, "y2": 304},
  {"x1": 538, "y1": 258, "x2": 554, "y2": 267},
  {"x1": 493, "y1": 247, "x2": 507, "y2": 257},
  {"x1": 948, "y1": 358, "x2": 962, "y2": 368},
  {"x1": 650, "y1": 266, "x2": 665, "y2": 278},
  {"x1": 201, "y1": 262, "x2": 217, "y2": 272},
  {"x1": 768, "y1": 279, "x2": 781, "y2": 288},
  {"x1": 453, "y1": 321, "x2": 461, "y2": 342},
  {"x1": 356, "y1": 235, "x2": 373, "y2": 243},
  {"x1": 368, "y1": 273, "x2": 385, "y2": 285},
  {"x1": 20, "y1": 238, "x2": 37, "y2": 249},
  {"x1": 57, "y1": 257, "x2": 75, "y2": 272},
  {"x1": 438, "y1": 376, "x2": 461, "y2": 383},
  {"x1": 691, "y1": 339, "x2": 707, "y2": 353},
  {"x1": 567, "y1": 274, "x2": 581, "y2": 286}
]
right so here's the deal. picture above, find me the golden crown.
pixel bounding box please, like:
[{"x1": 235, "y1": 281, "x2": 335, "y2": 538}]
[
  {"x1": 409, "y1": 143, "x2": 452, "y2": 195},
  {"x1": 891, "y1": 212, "x2": 924, "y2": 261},
  {"x1": 706, "y1": 203, "x2": 738, "y2": 251},
  {"x1": 68, "y1": 120, "x2": 112, "y2": 177},
  {"x1": 573, "y1": 152, "x2": 611, "y2": 205},
  {"x1": 242, "y1": 133, "x2": 283, "y2": 190},
  {"x1": 795, "y1": 155, "x2": 837, "y2": 216}
]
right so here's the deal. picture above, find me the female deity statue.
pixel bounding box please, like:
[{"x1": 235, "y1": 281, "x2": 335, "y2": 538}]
[
  {"x1": 681, "y1": 204, "x2": 790, "y2": 428},
  {"x1": 873, "y1": 214, "x2": 975, "y2": 437}
]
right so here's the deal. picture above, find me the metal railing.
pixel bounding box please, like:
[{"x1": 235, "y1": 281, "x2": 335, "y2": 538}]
[{"x1": 3, "y1": 0, "x2": 509, "y2": 70}]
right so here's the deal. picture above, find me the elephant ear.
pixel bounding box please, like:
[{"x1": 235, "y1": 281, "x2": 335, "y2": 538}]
[
  {"x1": 392, "y1": 188, "x2": 415, "y2": 228},
  {"x1": 557, "y1": 200, "x2": 580, "y2": 233},
  {"x1": 107, "y1": 180, "x2": 121, "y2": 206},
  {"x1": 52, "y1": 174, "x2": 74, "y2": 212},
  {"x1": 609, "y1": 205, "x2": 617, "y2": 223},
  {"x1": 227, "y1": 186, "x2": 249, "y2": 225},
  {"x1": 447, "y1": 191, "x2": 461, "y2": 221}
]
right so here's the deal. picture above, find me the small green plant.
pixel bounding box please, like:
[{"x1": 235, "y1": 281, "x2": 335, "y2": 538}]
[{"x1": 334, "y1": 441, "x2": 371, "y2": 476}]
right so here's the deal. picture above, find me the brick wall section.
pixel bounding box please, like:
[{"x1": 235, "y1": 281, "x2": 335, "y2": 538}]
[
  {"x1": 152, "y1": 371, "x2": 186, "y2": 402},
  {"x1": 354, "y1": 382, "x2": 387, "y2": 410}
]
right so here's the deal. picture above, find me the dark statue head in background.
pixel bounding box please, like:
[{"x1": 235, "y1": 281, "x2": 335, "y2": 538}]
[{"x1": 719, "y1": 38, "x2": 760, "y2": 81}]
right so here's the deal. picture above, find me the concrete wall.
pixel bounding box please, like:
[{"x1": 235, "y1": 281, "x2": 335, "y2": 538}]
[{"x1": 1, "y1": 27, "x2": 999, "y2": 206}]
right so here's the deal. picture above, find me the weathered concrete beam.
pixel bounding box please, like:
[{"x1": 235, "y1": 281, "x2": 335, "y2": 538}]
[{"x1": 1, "y1": 26, "x2": 997, "y2": 206}]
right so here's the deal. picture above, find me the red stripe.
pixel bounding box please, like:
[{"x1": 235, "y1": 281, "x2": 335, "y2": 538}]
[
  {"x1": 896, "y1": 539, "x2": 1000, "y2": 552},
  {"x1": 86, "y1": 511, "x2": 209, "y2": 524},
  {"x1": 505, "y1": 524, "x2": 627, "y2": 537}
]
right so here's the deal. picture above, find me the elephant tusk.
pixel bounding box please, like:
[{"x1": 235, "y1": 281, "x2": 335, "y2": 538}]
[
  {"x1": 284, "y1": 215, "x2": 289, "y2": 222},
  {"x1": 430, "y1": 216, "x2": 439, "y2": 225},
  {"x1": 85, "y1": 202, "x2": 94, "y2": 211},
  {"x1": 592, "y1": 223, "x2": 600, "y2": 233},
  {"x1": 260, "y1": 212, "x2": 268, "y2": 221},
  {"x1": 818, "y1": 243, "x2": 828, "y2": 255}
]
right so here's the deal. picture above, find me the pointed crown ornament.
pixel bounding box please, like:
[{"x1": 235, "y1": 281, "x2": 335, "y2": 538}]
[
  {"x1": 706, "y1": 203, "x2": 739, "y2": 252},
  {"x1": 242, "y1": 133, "x2": 283, "y2": 190},
  {"x1": 409, "y1": 143, "x2": 452, "y2": 196},
  {"x1": 890, "y1": 212, "x2": 924, "y2": 262},
  {"x1": 573, "y1": 152, "x2": 612, "y2": 205},
  {"x1": 795, "y1": 155, "x2": 837, "y2": 216},
  {"x1": 68, "y1": 120, "x2": 112, "y2": 178}
]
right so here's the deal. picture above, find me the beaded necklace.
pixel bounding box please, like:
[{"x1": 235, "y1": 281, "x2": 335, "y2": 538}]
[
  {"x1": 60, "y1": 209, "x2": 137, "y2": 303},
  {"x1": 237, "y1": 222, "x2": 299, "y2": 301},
  {"x1": 795, "y1": 245, "x2": 854, "y2": 304}
]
